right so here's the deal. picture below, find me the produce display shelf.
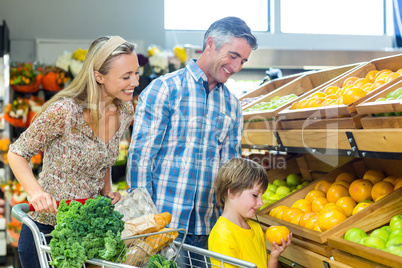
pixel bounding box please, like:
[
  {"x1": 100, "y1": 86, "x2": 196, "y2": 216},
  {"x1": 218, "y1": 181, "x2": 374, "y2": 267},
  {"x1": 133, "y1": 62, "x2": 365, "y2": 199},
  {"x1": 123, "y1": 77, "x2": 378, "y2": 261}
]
[{"x1": 242, "y1": 128, "x2": 402, "y2": 159}]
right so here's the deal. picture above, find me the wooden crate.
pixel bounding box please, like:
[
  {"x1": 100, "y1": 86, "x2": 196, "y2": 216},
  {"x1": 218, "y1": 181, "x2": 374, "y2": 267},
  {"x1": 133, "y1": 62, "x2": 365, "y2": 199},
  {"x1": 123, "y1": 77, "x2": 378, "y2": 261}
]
[
  {"x1": 281, "y1": 114, "x2": 366, "y2": 130},
  {"x1": 239, "y1": 72, "x2": 307, "y2": 103},
  {"x1": 256, "y1": 158, "x2": 402, "y2": 245},
  {"x1": 242, "y1": 64, "x2": 361, "y2": 130},
  {"x1": 255, "y1": 155, "x2": 354, "y2": 221},
  {"x1": 278, "y1": 53, "x2": 402, "y2": 121},
  {"x1": 327, "y1": 192, "x2": 402, "y2": 268},
  {"x1": 355, "y1": 80, "x2": 402, "y2": 129}
]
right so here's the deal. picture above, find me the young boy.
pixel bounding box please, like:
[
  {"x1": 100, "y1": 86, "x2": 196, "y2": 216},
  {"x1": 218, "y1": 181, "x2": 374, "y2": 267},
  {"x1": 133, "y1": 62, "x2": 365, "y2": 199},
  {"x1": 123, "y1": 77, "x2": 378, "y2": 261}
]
[{"x1": 209, "y1": 158, "x2": 292, "y2": 268}]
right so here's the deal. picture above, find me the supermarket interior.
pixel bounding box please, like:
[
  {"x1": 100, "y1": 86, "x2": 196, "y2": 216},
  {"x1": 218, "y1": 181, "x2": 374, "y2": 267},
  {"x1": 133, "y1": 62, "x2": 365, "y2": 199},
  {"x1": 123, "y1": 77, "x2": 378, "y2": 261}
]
[{"x1": 1, "y1": 0, "x2": 402, "y2": 268}]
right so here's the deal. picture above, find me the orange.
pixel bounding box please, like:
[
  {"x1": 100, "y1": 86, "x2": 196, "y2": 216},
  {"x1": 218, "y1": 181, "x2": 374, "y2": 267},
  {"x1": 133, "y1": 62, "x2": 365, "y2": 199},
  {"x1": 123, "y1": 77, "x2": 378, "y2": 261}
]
[
  {"x1": 332, "y1": 180, "x2": 351, "y2": 189},
  {"x1": 290, "y1": 101, "x2": 299, "y2": 110},
  {"x1": 361, "y1": 83, "x2": 373, "y2": 92},
  {"x1": 342, "y1": 87, "x2": 367, "y2": 105},
  {"x1": 314, "y1": 224, "x2": 322, "y2": 232},
  {"x1": 385, "y1": 72, "x2": 401, "y2": 83},
  {"x1": 335, "y1": 196, "x2": 357, "y2": 217},
  {"x1": 334, "y1": 98, "x2": 344, "y2": 105},
  {"x1": 394, "y1": 180, "x2": 402, "y2": 191},
  {"x1": 363, "y1": 169, "x2": 385, "y2": 185},
  {"x1": 397, "y1": 68, "x2": 402, "y2": 74},
  {"x1": 299, "y1": 212, "x2": 317, "y2": 227},
  {"x1": 375, "y1": 72, "x2": 391, "y2": 82},
  {"x1": 326, "y1": 184, "x2": 350, "y2": 203},
  {"x1": 383, "y1": 176, "x2": 397, "y2": 184},
  {"x1": 354, "y1": 78, "x2": 372, "y2": 88},
  {"x1": 305, "y1": 189, "x2": 326, "y2": 203},
  {"x1": 335, "y1": 89, "x2": 342, "y2": 97},
  {"x1": 375, "y1": 194, "x2": 389, "y2": 202},
  {"x1": 341, "y1": 84, "x2": 356, "y2": 95},
  {"x1": 352, "y1": 201, "x2": 373, "y2": 215},
  {"x1": 320, "y1": 204, "x2": 347, "y2": 217},
  {"x1": 311, "y1": 197, "x2": 329, "y2": 213},
  {"x1": 325, "y1": 94, "x2": 339, "y2": 100},
  {"x1": 371, "y1": 181, "x2": 394, "y2": 201},
  {"x1": 297, "y1": 99, "x2": 309, "y2": 109},
  {"x1": 393, "y1": 177, "x2": 402, "y2": 186},
  {"x1": 371, "y1": 80, "x2": 386, "y2": 91},
  {"x1": 349, "y1": 179, "x2": 373, "y2": 202},
  {"x1": 269, "y1": 205, "x2": 289, "y2": 218},
  {"x1": 304, "y1": 215, "x2": 319, "y2": 230},
  {"x1": 335, "y1": 172, "x2": 355, "y2": 183},
  {"x1": 324, "y1": 86, "x2": 340, "y2": 95},
  {"x1": 314, "y1": 180, "x2": 333, "y2": 194},
  {"x1": 375, "y1": 69, "x2": 392, "y2": 79},
  {"x1": 318, "y1": 207, "x2": 347, "y2": 232},
  {"x1": 342, "y1": 77, "x2": 360, "y2": 87},
  {"x1": 282, "y1": 207, "x2": 304, "y2": 222},
  {"x1": 365, "y1": 70, "x2": 379, "y2": 82},
  {"x1": 291, "y1": 199, "x2": 312, "y2": 213},
  {"x1": 321, "y1": 99, "x2": 336, "y2": 107},
  {"x1": 310, "y1": 92, "x2": 327, "y2": 99},
  {"x1": 290, "y1": 213, "x2": 303, "y2": 225},
  {"x1": 266, "y1": 225, "x2": 290, "y2": 245},
  {"x1": 306, "y1": 97, "x2": 325, "y2": 108}
]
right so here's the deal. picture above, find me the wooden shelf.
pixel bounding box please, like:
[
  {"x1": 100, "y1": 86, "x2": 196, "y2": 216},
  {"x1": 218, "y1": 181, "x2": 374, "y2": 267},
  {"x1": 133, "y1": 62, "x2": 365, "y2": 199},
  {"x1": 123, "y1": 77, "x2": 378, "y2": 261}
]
[{"x1": 242, "y1": 128, "x2": 402, "y2": 159}]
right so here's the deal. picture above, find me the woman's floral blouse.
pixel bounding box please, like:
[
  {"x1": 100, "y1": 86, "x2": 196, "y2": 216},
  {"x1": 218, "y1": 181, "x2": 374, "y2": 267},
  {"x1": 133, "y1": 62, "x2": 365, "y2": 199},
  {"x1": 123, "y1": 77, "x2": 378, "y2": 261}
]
[{"x1": 9, "y1": 97, "x2": 134, "y2": 225}]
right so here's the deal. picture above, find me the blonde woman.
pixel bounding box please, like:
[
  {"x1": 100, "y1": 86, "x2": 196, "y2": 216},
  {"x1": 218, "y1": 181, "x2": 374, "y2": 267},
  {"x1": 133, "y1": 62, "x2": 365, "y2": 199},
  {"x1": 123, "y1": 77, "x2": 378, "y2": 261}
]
[{"x1": 7, "y1": 36, "x2": 139, "y2": 268}]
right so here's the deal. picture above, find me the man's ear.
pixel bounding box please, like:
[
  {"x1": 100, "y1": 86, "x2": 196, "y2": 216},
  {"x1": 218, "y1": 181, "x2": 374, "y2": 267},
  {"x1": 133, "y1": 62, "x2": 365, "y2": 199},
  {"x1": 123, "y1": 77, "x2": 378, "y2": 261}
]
[
  {"x1": 205, "y1": 36, "x2": 215, "y2": 52},
  {"x1": 94, "y1": 70, "x2": 104, "y2": 84}
]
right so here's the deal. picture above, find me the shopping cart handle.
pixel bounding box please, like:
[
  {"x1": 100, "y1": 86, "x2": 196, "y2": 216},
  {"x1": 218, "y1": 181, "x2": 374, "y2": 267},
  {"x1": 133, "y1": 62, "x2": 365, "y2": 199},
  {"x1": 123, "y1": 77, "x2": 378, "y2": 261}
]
[
  {"x1": 12, "y1": 203, "x2": 31, "y2": 223},
  {"x1": 28, "y1": 198, "x2": 91, "y2": 211}
]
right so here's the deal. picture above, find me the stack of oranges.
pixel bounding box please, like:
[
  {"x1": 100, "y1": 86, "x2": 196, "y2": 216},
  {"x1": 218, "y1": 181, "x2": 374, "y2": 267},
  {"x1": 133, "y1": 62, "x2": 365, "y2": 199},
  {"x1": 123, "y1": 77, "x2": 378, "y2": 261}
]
[
  {"x1": 290, "y1": 68, "x2": 402, "y2": 110},
  {"x1": 268, "y1": 170, "x2": 402, "y2": 232}
]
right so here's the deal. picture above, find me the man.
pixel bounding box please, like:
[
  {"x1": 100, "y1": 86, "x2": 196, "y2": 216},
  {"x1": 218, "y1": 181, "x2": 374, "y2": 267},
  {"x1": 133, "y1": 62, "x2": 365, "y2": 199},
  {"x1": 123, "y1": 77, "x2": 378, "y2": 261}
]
[{"x1": 127, "y1": 16, "x2": 258, "y2": 250}]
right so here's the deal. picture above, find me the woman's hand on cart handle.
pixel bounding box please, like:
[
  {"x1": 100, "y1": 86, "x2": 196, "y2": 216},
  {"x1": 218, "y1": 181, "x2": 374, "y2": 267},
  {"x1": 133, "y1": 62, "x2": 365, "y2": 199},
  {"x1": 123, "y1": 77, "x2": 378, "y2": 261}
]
[
  {"x1": 29, "y1": 191, "x2": 58, "y2": 213},
  {"x1": 103, "y1": 191, "x2": 122, "y2": 205},
  {"x1": 29, "y1": 197, "x2": 92, "y2": 212}
]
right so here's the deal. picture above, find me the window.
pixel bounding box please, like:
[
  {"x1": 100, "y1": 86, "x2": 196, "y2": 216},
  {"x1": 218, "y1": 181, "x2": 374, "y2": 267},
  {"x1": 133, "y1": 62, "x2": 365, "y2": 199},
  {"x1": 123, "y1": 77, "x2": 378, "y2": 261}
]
[
  {"x1": 164, "y1": 0, "x2": 269, "y2": 31},
  {"x1": 280, "y1": 0, "x2": 386, "y2": 35}
]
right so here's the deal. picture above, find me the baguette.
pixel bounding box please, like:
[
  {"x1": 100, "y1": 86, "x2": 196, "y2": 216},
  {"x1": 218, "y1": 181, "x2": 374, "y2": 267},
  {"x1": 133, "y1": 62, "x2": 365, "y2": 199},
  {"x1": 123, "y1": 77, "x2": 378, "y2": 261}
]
[
  {"x1": 145, "y1": 228, "x2": 179, "y2": 253},
  {"x1": 153, "y1": 212, "x2": 172, "y2": 229}
]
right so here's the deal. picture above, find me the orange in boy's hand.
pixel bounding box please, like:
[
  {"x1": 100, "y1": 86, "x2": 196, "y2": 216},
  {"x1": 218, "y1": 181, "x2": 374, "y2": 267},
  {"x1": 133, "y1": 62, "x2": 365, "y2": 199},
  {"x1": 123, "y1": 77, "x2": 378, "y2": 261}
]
[{"x1": 265, "y1": 226, "x2": 290, "y2": 245}]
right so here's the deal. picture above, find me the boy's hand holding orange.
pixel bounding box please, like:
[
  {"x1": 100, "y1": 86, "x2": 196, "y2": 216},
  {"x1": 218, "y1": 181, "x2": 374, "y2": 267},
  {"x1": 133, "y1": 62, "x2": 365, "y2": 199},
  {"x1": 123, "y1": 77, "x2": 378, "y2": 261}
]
[{"x1": 265, "y1": 225, "x2": 290, "y2": 245}]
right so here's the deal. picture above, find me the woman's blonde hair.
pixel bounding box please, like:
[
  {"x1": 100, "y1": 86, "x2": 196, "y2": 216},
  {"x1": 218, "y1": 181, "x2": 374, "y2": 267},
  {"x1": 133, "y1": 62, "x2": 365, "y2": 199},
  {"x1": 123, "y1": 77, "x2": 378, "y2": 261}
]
[
  {"x1": 215, "y1": 158, "x2": 268, "y2": 208},
  {"x1": 33, "y1": 36, "x2": 135, "y2": 131}
]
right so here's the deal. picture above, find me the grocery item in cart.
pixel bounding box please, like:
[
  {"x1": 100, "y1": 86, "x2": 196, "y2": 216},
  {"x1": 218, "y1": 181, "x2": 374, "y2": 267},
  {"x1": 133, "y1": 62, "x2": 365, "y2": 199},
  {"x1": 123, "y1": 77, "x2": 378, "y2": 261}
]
[{"x1": 114, "y1": 187, "x2": 158, "y2": 221}]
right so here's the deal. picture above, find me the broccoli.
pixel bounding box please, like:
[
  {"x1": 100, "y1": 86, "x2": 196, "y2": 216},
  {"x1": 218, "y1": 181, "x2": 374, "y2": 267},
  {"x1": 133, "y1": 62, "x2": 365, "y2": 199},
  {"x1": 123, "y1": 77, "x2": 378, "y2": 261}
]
[
  {"x1": 148, "y1": 254, "x2": 177, "y2": 268},
  {"x1": 50, "y1": 196, "x2": 125, "y2": 268}
]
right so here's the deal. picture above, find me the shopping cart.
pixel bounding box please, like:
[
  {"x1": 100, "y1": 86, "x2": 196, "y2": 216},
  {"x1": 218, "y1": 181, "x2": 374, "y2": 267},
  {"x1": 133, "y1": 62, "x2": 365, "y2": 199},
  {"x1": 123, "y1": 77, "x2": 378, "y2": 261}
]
[{"x1": 12, "y1": 203, "x2": 257, "y2": 268}]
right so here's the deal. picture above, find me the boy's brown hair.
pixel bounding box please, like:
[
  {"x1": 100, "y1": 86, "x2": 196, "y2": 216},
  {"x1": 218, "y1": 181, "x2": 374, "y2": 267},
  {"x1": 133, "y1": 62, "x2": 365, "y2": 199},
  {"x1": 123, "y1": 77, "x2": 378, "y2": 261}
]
[{"x1": 215, "y1": 158, "x2": 268, "y2": 208}]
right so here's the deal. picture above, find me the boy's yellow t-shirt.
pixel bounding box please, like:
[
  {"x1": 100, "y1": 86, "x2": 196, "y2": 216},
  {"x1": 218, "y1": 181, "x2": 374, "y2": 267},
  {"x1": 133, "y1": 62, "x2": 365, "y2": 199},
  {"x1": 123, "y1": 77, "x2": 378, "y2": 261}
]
[{"x1": 208, "y1": 216, "x2": 268, "y2": 268}]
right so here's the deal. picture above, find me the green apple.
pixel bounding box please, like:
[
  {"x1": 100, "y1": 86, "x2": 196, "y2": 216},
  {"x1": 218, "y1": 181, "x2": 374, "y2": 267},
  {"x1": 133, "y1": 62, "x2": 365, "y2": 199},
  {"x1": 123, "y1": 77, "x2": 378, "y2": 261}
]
[
  {"x1": 386, "y1": 245, "x2": 402, "y2": 256},
  {"x1": 386, "y1": 236, "x2": 402, "y2": 248},
  {"x1": 262, "y1": 190, "x2": 275, "y2": 202},
  {"x1": 397, "y1": 95, "x2": 402, "y2": 100},
  {"x1": 267, "y1": 183, "x2": 278, "y2": 193},
  {"x1": 395, "y1": 111, "x2": 402, "y2": 116},
  {"x1": 301, "y1": 181, "x2": 309, "y2": 187},
  {"x1": 375, "y1": 97, "x2": 387, "y2": 102},
  {"x1": 296, "y1": 184, "x2": 304, "y2": 190},
  {"x1": 344, "y1": 228, "x2": 368, "y2": 244},
  {"x1": 390, "y1": 215, "x2": 402, "y2": 231},
  {"x1": 269, "y1": 96, "x2": 281, "y2": 102},
  {"x1": 361, "y1": 236, "x2": 386, "y2": 250},
  {"x1": 273, "y1": 179, "x2": 287, "y2": 187},
  {"x1": 276, "y1": 186, "x2": 291, "y2": 196},
  {"x1": 286, "y1": 174, "x2": 301, "y2": 187},
  {"x1": 370, "y1": 228, "x2": 389, "y2": 242},
  {"x1": 391, "y1": 87, "x2": 402, "y2": 99},
  {"x1": 380, "y1": 225, "x2": 391, "y2": 233},
  {"x1": 389, "y1": 228, "x2": 402, "y2": 239},
  {"x1": 268, "y1": 194, "x2": 281, "y2": 202}
]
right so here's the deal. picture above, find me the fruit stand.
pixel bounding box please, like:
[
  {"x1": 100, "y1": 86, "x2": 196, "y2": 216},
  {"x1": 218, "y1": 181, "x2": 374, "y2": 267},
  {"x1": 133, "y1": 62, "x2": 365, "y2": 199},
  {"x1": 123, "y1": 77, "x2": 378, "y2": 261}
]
[{"x1": 241, "y1": 53, "x2": 402, "y2": 268}]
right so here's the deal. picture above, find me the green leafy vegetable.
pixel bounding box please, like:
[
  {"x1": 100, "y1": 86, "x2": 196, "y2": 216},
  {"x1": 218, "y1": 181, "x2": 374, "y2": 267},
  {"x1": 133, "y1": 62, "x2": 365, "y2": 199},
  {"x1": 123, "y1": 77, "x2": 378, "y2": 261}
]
[
  {"x1": 50, "y1": 196, "x2": 125, "y2": 268},
  {"x1": 148, "y1": 254, "x2": 177, "y2": 268}
]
